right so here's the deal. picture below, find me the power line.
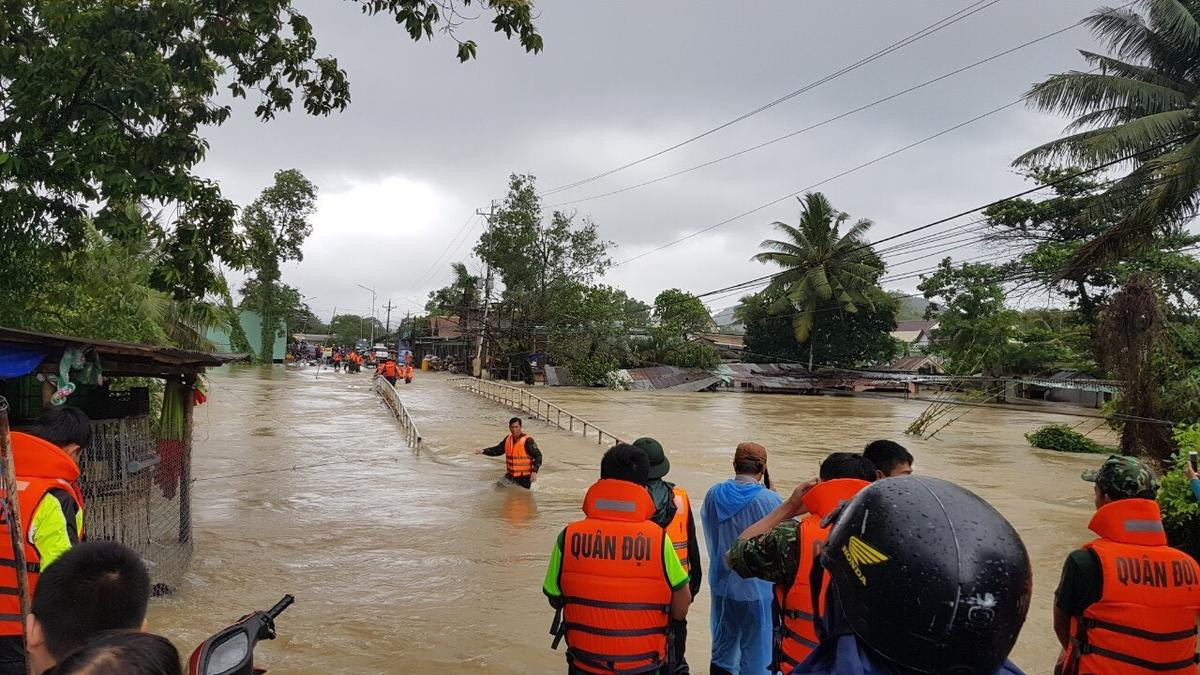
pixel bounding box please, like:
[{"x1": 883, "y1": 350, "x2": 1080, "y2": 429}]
[
  {"x1": 613, "y1": 98, "x2": 1024, "y2": 266},
  {"x1": 410, "y1": 212, "x2": 483, "y2": 292},
  {"x1": 547, "y1": 17, "x2": 1088, "y2": 209},
  {"x1": 539, "y1": 0, "x2": 1003, "y2": 197}
]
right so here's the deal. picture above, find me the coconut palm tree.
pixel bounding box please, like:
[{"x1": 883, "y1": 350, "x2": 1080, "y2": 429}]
[
  {"x1": 1017, "y1": 0, "x2": 1200, "y2": 267},
  {"x1": 752, "y1": 192, "x2": 883, "y2": 370}
]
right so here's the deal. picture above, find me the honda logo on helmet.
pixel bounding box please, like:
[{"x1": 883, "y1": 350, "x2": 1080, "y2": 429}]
[{"x1": 842, "y1": 535, "x2": 889, "y2": 586}]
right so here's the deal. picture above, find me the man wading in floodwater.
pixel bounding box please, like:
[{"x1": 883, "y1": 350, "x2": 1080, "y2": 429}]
[{"x1": 476, "y1": 417, "x2": 542, "y2": 489}]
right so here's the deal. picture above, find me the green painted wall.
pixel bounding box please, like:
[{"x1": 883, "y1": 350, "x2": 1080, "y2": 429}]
[{"x1": 208, "y1": 310, "x2": 286, "y2": 362}]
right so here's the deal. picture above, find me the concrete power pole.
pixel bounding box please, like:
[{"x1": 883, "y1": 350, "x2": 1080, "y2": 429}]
[
  {"x1": 383, "y1": 300, "x2": 395, "y2": 334},
  {"x1": 474, "y1": 201, "x2": 497, "y2": 378}
]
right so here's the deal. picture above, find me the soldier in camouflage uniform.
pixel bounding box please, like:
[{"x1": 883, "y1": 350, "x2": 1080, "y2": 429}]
[{"x1": 1052, "y1": 455, "x2": 1198, "y2": 675}]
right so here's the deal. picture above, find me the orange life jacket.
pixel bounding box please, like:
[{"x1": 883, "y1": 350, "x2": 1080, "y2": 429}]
[
  {"x1": 665, "y1": 486, "x2": 691, "y2": 573},
  {"x1": 1062, "y1": 498, "x2": 1200, "y2": 675},
  {"x1": 505, "y1": 434, "x2": 534, "y2": 478},
  {"x1": 774, "y1": 479, "x2": 870, "y2": 673},
  {"x1": 380, "y1": 360, "x2": 398, "y2": 378},
  {"x1": 405, "y1": 365, "x2": 414, "y2": 378},
  {"x1": 0, "y1": 433, "x2": 84, "y2": 637},
  {"x1": 333, "y1": 353, "x2": 341, "y2": 362},
  {"x1": 554, "y1": 479, "x2": 673, "y2": 673}
]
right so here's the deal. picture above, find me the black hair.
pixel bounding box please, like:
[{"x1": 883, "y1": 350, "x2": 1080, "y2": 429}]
[
  {"x1": 46, "y1": 631, "x2": 181, "y2": 675},
  {"x1": 24, "y1": 406, "x2": 92, "y2": 451},
  {"x1": 863, "y1": 440, "x2": 913, "y2": 475},
  {"x1": 33, "y1": 542, "x2": 151, "y2": 661},
  {"x1": 819, "y1": 452, "x2": 878, "y2": 482},
  {"x1": 734, "y1": 458, "x2": 765, "y2": 476},
  {"x1": 600, "y1": 443, "x2": 649, "y2": 486},
  {"x1": 508, "y1": 417, "x2": 522, "y2": 427}
]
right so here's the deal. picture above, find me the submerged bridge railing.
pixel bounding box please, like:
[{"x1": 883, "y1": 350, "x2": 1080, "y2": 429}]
[
  {"x1": 374, "y1": 376, "x2": 423, "y2": 449},
  {"x1": 449, "y1": 377, "x2": 623, "y2": 446}
]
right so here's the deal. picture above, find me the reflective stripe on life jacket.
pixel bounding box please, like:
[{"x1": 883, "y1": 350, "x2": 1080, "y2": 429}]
[
  {"x1": 1062, "y1": 499, "x2": 1200, "y2": 675},
  {"x1": 774, "y1": 479, "x2": 870, "y2": 674},
  {"x1": 0, "y1": 433, "x2": 84, "y2": 637},
  {"x1": 556, "y1": 479, "x2": 672, "y2": 674},
  {"x1": 505, "y1": 434, "x2": 534, "y2": 478},
  {"x1": 665, "y1": 487, "x2": 691, "y2": 573}
]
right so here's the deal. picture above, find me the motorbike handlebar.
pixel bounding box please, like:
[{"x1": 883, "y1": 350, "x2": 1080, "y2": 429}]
[{"x1": 266, "y1": 595, "x2": 294, "y2": 620}]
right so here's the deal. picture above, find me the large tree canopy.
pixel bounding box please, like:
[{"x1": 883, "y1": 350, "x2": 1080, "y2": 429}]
[
  {"x1": 1016, "y1": 0, "x2": 1200, "y2": 267},
  {"x1": 752, "y1": 192, "x2": 884, "y2": 370},
  {"x1": 0, "y1": 0, "x2": 542, "y2": 310}
]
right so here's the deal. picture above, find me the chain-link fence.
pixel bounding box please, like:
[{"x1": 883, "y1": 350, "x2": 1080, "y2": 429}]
[{"x1": 81, "y1": 394, "x2": 192, "y2": 594}]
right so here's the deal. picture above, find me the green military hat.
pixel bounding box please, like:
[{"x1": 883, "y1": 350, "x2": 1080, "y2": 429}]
[
  {"x1": 633, "y1": 437, "x2": 669, "y2": 480},
  {"x1": 1082, "y1": 455, "x2": 1160, "y2": 499}
]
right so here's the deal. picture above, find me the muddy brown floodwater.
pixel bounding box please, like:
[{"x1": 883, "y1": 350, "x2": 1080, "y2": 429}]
[{"x1": 149, "y1": 367, "x2": 1110, "y2": 675}]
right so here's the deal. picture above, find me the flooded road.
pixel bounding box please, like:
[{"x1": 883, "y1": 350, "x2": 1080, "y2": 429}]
[{"x1": 150, "y1": 367, "x2": 1110, "y2": 674}]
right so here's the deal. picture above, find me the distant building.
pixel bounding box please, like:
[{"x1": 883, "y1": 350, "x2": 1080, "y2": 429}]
[
  {"x1": 692, "y1": 332, "x2": 746, "y2": 361},
  {"x1": 891, "y1": 319, "x2": 938, "y2": 352},
  {"x1": 878, "y1": 354, "x2": 945, "y2": 375},
  {"x1": 711, "y1": 305, "x2": 745, "y2": 335},
  {"x1": 431, "y1": 316, "x2": 464, "y2": 340},
  {"x1": 1019, "y1": 369, "x2": 1118, "y2": 408},
  {"x1": 207, "y1": 310, "x2": 286, "y2": 363}
]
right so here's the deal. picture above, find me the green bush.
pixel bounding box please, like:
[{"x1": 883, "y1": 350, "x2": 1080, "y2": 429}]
[
  {"x1": 1158, "y1": 424, "x2": 1200, "y2": 561},
  {"x1": 1025, "y1": 424, "x2": 1109, "y2": 454}
]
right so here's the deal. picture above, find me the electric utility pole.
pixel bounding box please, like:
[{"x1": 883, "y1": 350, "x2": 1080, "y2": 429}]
[
  {"x1": 474, "y1": 201, "x2": 496, "y2": 378},
  {"x1": 383, "y1": 300, "x2": 395, "y2": 334}
]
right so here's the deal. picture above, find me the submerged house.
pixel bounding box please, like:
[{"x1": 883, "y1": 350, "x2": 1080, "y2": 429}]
[{"x1": 0, "y1": 327, "x2": 243, "y2": 592}]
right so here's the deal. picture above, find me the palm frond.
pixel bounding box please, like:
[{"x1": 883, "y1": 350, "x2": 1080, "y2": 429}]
[
  {"x1": 1080, "y1": 50, "x2": 1196, "y2": 93},
  {"x1": 1064, "y1": 105, "x2": 1150, "y2": 131},
  {"x1": 1148, "y1": 0, "x2": 1200, "y2": 56},
  {"x1": 1070, "y1": 133, "x2": 1200, "y2": 270},
  {"x1": 1086, "y1": 6, "x2": 1163, "y2": 63},
  {"x1": 791, "y1": 311, "x2": 814, "y2": 343},
  {"x1": 840, "y1": 218, "x2": 873, "y2": 244},
  {"x1": 1023, "y1": 71, "x2": 1188, "y2": 119}
]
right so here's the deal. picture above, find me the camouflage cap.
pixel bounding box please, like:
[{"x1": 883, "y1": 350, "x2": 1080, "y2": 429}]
[{"x1": 1081, "y1": 455, "x2": 1160, "y2": 499}]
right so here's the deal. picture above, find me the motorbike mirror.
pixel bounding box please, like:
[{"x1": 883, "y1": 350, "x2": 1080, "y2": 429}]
[{"x1": 202, "y1": 632, "x2": 250, "y2": 675}]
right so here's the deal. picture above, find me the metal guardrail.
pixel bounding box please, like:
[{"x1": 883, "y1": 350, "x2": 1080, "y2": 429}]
[
  {"x1": 449, "y1": 377, "x2": 623, "y2": 446},
  {"x1": 374, "y1": 377, "x2": 423, "y2": 449}
]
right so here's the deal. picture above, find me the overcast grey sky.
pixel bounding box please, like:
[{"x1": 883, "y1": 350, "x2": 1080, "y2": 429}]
[{"x1": 200, "y1": 0, "x2": 1109, "y2": 323}]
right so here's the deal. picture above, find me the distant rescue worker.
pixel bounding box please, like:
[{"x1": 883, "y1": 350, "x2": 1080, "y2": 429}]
[
  {"x1": 729, "y1": 452, "x2": 875, "y2": 672},
  {"x1": 862, "y1": 440, "x2": 913, "y2": 479},
  {"x1": 633, "y1": 437, "x2": 703, "y2": 674},
  {"x1": 1054, "y1": 456, "x2": 1200, "y2": 675},
  {"x1": 701, "y1": 442, "x2": 783, "y2": 675},
  {"x1": 795, "y1": 475, "x2": 1031, "y2": 674},
  {"x1": 376, "y1": 357, "x2": 399, "y2": 385},
  {"x1": 0, "y1": 406, "x2": 91, "y2": 675},
  {"x1": 543, "y1": 443, "x2": 691, "y2": 674},
  {"x1": 404, "y1": 363, "x2": 414, "y2": 384},
  {"x1": 475, "y1": 417, "x2": 542, "y2": 489},
  {"x1": 332, "y1": 350, "x2": 342, "y2": 371}
]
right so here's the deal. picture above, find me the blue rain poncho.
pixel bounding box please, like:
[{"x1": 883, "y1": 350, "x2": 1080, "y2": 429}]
[
  {"x1": 701, "y1": 477, "x2": 783, "y2": 673},
  {"x1": 793, "y1": 634, "x2": 1026, "y2": 675}
]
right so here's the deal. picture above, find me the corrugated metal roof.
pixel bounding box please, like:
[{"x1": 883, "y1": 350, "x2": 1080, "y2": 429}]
[{"x1": 0, "y1": 326, "x2": 246, "y2": 375}]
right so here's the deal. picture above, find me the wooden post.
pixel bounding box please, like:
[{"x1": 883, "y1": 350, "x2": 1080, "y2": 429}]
[
  {"x1": 179, "y1": 375, "x2": 194, "y2": 544},
  {"x1": 0, "y1": 397, "x2": 34, "y2": 675}
]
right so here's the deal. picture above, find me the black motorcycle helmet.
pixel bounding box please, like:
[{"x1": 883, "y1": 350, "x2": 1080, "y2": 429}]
[{"x1": 820, "y1": 475, "x2": 1032, "y2": 674}]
